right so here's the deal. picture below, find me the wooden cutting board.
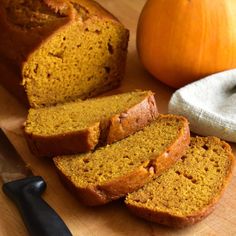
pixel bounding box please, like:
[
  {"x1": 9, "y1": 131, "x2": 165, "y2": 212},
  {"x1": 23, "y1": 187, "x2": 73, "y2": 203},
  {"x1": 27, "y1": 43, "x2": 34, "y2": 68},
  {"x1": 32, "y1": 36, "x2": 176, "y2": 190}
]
[{"x1": 0, "y1": 1, "x2": 236, "y2": 235}]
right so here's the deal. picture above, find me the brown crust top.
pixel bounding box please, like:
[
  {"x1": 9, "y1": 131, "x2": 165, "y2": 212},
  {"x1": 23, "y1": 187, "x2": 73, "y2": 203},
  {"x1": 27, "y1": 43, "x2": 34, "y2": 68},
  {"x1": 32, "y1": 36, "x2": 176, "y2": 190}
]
[{"x1": 44, "y1": 0, "x2": 120, "y2": 21}]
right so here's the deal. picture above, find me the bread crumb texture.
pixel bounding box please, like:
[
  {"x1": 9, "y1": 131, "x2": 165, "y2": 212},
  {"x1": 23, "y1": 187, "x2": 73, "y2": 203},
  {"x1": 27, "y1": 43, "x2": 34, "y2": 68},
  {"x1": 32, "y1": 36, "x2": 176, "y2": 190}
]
[
  {"x1": 126, "y1": 136, "x2": 235, "y2": 217},
  {"x1": 53, "y1": 115, "x2": 187, "y2": 186},
  {"x1": 25, "y1": 90, "x2": 151, "y2": 135}
]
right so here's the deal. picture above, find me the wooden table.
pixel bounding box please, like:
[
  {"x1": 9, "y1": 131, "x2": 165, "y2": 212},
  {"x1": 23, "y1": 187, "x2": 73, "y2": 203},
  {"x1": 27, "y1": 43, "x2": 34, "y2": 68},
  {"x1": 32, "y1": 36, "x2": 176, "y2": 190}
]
[{"x1": 0, "y1": 1, "x2": 235, "y2": 235}]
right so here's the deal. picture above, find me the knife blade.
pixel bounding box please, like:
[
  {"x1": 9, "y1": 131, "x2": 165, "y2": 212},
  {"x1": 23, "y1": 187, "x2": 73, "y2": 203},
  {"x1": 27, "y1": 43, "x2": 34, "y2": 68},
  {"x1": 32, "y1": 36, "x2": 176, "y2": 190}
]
[{"x1": 0, "y1": 128, "x2": 72, "y2": 236}]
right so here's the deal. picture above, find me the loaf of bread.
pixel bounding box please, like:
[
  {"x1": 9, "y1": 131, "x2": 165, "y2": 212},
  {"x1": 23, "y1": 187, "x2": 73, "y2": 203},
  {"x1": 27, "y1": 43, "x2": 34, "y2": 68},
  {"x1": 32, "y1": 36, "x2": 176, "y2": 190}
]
[
  {"x1": 24, "y1": 90, "x2": 158, "y2": 157},
  {"x1": 53, "y1": 114, "x2": 190, "y2": 206},
  {"x1": 0, "y1": 0, "x2": 129, "y2": 107},
  {"x1": 125, "y1": 136, "x2": 235, "y2": 227}
]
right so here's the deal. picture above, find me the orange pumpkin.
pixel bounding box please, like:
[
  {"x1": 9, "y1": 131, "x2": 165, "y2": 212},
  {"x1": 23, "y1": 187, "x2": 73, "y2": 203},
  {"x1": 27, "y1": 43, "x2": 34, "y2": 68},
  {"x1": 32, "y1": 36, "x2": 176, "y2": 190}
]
[{"x1": 137, "y1": 0, "x2": 236, "y2": 88}]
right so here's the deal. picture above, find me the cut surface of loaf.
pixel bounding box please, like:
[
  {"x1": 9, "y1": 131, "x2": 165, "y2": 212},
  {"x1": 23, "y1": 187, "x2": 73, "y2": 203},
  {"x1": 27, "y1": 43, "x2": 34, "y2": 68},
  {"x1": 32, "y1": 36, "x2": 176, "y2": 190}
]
[
  {"x1": 0, "y1": 0, "x2": 129, "y2": 107},
  {"x1": 24, "y1": 90, "x2": 158, "y2": 157},
  {"x1": 53, "y1": 114, "x2": 190, "y2": 206},
  {"x1": 125, "y1": 136, "x2": 235, "y2": 227}
]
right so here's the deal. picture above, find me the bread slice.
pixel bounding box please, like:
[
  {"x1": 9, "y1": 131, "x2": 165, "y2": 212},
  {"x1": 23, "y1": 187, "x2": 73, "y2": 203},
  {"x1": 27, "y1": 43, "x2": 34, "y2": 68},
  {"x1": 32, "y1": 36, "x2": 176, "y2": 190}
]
[
  {"x1": 125, "y1": 136, "x2": 235, "y2": 227},
  {"x1": 24, "y1": 90, "x2": 158, "y2": 157},
  {"x1": 53, "y1": 114, "x2": 190, "y2": 206},
  {"x1": 0, "y1": 0, "x2": 129, "y2": 107}
]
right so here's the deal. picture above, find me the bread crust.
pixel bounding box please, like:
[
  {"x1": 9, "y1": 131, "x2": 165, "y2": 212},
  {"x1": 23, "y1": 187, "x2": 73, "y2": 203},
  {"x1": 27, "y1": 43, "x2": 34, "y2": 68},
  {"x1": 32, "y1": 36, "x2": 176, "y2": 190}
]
[
  {"x1": 125, "y1": 138, "x2": 235, "y2": 227},
  {"x1": 24, "y1": 91, "x2": 158, "y2": 157},
  {"x1": 53, "y1": 115, "x2": 190, "y2": 206},
  {"x1": 0, "y1": 0, "x2": 128, "y2": 106},
  {"x1": 107, "y1": 92, "x2": 158, "y2": 144}
]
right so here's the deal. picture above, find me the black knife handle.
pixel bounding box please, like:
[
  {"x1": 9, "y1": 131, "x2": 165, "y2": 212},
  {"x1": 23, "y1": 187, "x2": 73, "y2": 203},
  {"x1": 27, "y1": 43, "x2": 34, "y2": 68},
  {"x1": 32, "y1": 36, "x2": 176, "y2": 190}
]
[{"x1": 2, "y1": 176, "x2": 72, "y2": 236}]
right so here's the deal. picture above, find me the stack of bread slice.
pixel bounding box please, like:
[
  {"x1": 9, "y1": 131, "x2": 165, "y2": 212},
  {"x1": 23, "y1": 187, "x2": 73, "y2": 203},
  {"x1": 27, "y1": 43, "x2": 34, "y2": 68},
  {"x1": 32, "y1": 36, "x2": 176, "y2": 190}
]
[
  {"x1": 24, "y1": 90, "x2": 158, "y2": 157},
  {"x1": 53, "y1": 114, "x2": 190, "y2": 205},
  {"x1": 24, "y1": 90, "x2": 235, "y2": 227}
]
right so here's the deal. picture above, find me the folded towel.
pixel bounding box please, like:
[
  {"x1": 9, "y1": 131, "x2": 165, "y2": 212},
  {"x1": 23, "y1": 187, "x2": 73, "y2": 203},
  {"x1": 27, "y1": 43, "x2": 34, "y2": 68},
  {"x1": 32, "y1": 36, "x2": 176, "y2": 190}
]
[{"x1": 168, "y1": 69, "x2": 236, "y2": 143}]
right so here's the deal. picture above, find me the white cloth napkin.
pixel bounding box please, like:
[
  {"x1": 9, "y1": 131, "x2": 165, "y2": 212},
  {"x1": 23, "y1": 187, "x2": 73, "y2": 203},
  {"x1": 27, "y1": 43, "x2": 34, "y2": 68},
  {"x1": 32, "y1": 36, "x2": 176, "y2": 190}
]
[{"x1": 168, "y1": 69, "x2": 236, "y2": 143}]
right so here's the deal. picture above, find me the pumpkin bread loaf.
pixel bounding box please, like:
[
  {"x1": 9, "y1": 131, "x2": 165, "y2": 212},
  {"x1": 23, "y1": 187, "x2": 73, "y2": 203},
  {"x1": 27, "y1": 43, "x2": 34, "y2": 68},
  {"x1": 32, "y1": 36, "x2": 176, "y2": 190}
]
[
  {"x1": 0, "y1": 0, "x2": 129, "y2": 107},
  {"x1": 53, "y1": 114, "x2": 190, "y2": 206},
  {"x1": 24, "y1": 90, "x2": 158, "y2": 157},
  {"x1": 125, "y1": 136, "x2": 235, "y2": 227}
]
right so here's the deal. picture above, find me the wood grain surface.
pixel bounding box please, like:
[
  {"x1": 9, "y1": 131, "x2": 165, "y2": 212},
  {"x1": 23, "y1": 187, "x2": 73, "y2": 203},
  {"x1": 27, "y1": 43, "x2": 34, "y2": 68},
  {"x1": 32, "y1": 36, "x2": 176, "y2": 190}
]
[{"x1": 0, "y1": 1, "x2": 235, "y2": 235}]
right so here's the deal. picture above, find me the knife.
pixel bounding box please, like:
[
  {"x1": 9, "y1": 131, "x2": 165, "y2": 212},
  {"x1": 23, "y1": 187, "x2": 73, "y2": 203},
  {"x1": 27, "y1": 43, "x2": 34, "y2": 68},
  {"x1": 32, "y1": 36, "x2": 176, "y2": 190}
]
[{"x1": 0, "y1": 128, "x2": 72, "y2": 236}]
